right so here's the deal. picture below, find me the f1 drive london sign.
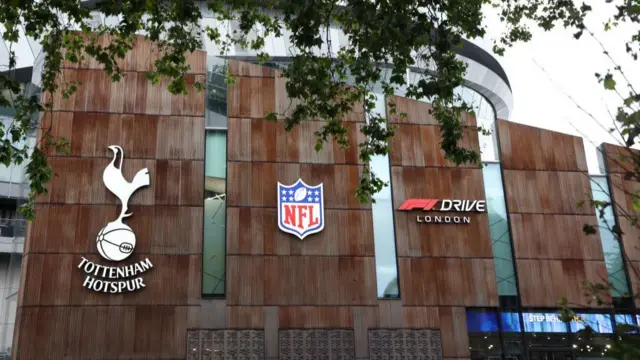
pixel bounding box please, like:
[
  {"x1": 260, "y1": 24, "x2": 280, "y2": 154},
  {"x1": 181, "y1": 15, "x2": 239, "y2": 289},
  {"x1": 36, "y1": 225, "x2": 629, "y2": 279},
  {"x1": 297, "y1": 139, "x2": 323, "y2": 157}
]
[
  {"x1": 399, "y1": 198, "x2": 486, "y2": 224},
  {"x1": 77, "y1": 145, "x2": 154, "y2": 293},
  {"x1": 277, "y1": 178, "x2": 325, "y2": 240}
]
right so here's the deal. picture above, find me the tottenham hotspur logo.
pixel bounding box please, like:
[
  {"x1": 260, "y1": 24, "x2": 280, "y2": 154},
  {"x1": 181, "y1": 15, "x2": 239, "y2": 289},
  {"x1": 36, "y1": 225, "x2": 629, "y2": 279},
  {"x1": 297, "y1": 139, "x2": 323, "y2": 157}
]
[
  {"x1": 97, "y1": 145, "x2": 150, "y2": 261},
  {"x1": 77, "y1": 145, "x2": 154, "y2": 294}
]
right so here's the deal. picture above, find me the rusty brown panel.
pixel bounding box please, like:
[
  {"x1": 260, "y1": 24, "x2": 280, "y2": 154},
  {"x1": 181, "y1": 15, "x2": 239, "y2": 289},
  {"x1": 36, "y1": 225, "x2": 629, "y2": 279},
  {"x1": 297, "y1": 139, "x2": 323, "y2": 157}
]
[
  {"x1": 510, "y1": 214, "x2": 604, "y2": 260},
  {"x1": 155, "y1": 116, "x2": 205, "y2": 160},
  {"x1": 120, "y1": 114, "x2": 159, "y2": 158},
  {"x1": 389, "y1": 125, "x2": 480, "y2": 167},
  {"x1": 13, "y1": 305, "x2": 198, "y2": 360},
  {"x1": 498, "y1": 120, "x2": 589, "y2": 172},
  {"x1": 154, "y1": 160, "x2": 182, "y2": 205},
  {"x1": 228, "y1": 76, "x2": 276, "y2": 118},
  {"x1": 402, "y1": 307, "x2": 440, "y2": 328},
  {"x1": 226, "y1": 117, "x2": 355, "y2": 164},
  {"x1": 20, "y1": 254, "x2": 201, "y2": 307},
  {"x1": 278, "y1": 306, "x2": 355, "y2": 328},
  {"x1": 391, "y1": 167, "x2": 486, "y2": 210},
  {"x1": 608, "y1": 173, "x2": 640, "y2": 262},
  {"x1": 229, "y1": 60, "x2": 276, "y2": 77},
  {"x1": 398, "y1": 258, "x2": 498, "y2": 306},
  {"x1": 628, "y1": 262, "x2": 640, "y2": 307},
  {"x1": 227, "y1": 306, "x2": 265, "y2": 328},
  {"x1": 69, "y1": 112, "x2": 99, "y2": 156},
  {"x1": 27, "y1": 204, "x2": 199, "y2": 255},
  {"x1": 226, "y1": 256, "x2": 376, "y2": 306},
  {"x1": 227, "y1": 162, "x2": 370, "y2": 209},
  {"x1": 602, "y1": 143, "x2": 638, "y2": 174},
  {"x1": 387, "y1": 96, "x2": 476, "y2": 127},
  {"x1": 502, "y1": 170, "x2": 593, "y2": 214},
  {"x1": 394, "y1": 211, "x2": 492, "y2": 258},
  {"x1": 439, "y1": 307, "x2": 470, "y2": 358},
  {"x1": 517, "y1": 259, "x2": 610, "y2": 307},
  {"x1": 226, "y1": 207, "x2": 374, "y2": 256},
  {"x1": 227, "y1": 256, "x2": 265, "y2": 305}
]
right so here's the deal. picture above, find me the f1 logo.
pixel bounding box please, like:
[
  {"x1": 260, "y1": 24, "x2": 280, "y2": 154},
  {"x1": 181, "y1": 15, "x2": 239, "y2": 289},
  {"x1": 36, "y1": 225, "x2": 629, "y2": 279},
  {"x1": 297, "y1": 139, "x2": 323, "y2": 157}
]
[{"x1": 398, "y1": 199, "x2": 439, "y2": 211}]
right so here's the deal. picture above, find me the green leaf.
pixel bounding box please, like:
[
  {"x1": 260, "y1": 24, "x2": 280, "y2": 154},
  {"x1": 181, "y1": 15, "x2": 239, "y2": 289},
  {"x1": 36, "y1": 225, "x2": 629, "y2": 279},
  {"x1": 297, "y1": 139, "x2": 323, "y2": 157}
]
[{"x1": 604, "y1": 74, "x2": 616, "y2": 90}]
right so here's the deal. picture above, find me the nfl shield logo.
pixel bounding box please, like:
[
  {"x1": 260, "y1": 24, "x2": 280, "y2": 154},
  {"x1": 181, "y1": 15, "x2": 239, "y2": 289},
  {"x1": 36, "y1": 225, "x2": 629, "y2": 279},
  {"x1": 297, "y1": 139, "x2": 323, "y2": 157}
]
[{"x1": 277, "y1": 179, "x2": 324, "y2": 240}]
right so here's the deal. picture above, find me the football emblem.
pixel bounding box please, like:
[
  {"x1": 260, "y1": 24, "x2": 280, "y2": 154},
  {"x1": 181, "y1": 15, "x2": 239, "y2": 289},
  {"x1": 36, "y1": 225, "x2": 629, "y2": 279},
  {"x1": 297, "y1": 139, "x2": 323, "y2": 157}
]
[
  {"x1": 277, "y1": 178, "x2": 325, "y2": 240},
  {"x1": 294, "y1": 187, "x2": 308, "y2": 201},
  {"x1": 96, "y1": 221, "x2": 136, "y2": 261}
]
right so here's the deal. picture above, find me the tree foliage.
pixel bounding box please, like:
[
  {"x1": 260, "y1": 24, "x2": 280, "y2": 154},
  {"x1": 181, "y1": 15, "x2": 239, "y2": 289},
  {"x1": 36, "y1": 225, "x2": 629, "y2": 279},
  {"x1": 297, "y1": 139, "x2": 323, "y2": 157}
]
[{"x1": 0, "y1": 0, "x2": 594, "y2": 219}]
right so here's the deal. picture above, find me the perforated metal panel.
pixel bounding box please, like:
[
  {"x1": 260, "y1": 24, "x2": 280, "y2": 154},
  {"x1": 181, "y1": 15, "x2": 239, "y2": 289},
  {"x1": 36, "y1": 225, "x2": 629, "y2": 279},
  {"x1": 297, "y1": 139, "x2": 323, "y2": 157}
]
[
  {"x1": 279, "y1": 329, "x2": 355, "y2": 360},
  {"x1": 187, "y1": 329, "x2": 264, "y2": 360},
  {"x1": 368, "y1": 329, "x2": 443, "y2": 360}
]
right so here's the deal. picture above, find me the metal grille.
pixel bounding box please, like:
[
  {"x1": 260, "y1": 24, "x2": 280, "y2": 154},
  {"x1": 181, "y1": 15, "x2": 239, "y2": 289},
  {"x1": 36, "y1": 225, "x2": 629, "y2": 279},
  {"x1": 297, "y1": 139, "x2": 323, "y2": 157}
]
[
  {"x1": 279, "y1": 329, "x2": 355, "y2": 360},
  {"x1": 187, "y1": 329, "x2": 264, "y2": 360},
  {"x1": 368, "y1": 329, "x2": 443, "y2": 360}
]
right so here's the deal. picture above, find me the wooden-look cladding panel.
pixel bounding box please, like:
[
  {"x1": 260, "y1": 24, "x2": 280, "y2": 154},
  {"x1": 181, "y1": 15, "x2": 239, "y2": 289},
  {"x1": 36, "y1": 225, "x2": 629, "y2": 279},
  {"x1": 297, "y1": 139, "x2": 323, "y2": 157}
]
[
  {"x1": 389, "y1": 125, "x2": 480, "y2": 167},
  {"x1": 62, "y1": 35, "x2": 206, "y2": 74},
  {"x1": 398, "y1": 258, "x2": 498, "y2": 306},
  {"x1": 226, "y1": 256, "x2": 377, "y2": 306},
  {"x1": 387, "y1": 96, "x2": 476, "y2": 126},
  {"x1": 502, "y1": 170, "x2": 593, "y2": 214},
  {"x1": 36, "y1": 157, "x2": 203, "y2": 206},
  {"x1": 278, "y1": 307, "x2": 355, "y2": 328},
  {"x1": 14, "y1": 305, "x2": 200, "y2": 359},
  {"x1": 510, "y1": 214, "x2": 604, "y2": 260},
  {"x1": 498, "y1": 120, "x2": 588, "y2": 172},
  {"x1": 227, "y1": 162, "x2": 369, "y2": 209},
  {"x1": 50, "y1": 69, "x2": 205, "y2": 116},
  {"x1": 15, "y1": 34, "x2": 205, "y2": 360},
  {"x1": 28, "y1": 205, "x2": 202, "y2": 255},
  {"x1": 608, "y1": 173, "x2": 640, "y2": 261},
  {"x1": 394, "y1": 211, "x2": 492, "y2": 258},
  {"x1": 517, "y1": 259, "x2": 609, "y2": 307},
  {"x1": 391, "y1": 167, "x2": 486, "y2": 209},
  {"x1": 227, "y1": 207, "x2": 374, "y2": 256},
  {"x1": 602, "y1": 143, "x2": 637, "y2": 174},
  {"x1": 20, "y1": 254, "x2": 201, "y2": 306},
  {"x1": 228, "y1": 117, "x2": 365, "y2": 164}
]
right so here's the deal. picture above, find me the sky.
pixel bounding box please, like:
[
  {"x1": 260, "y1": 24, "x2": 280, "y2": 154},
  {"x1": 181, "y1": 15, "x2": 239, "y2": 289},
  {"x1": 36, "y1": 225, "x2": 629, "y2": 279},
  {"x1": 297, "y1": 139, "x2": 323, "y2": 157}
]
[{"x1": 470, "y1": 0, "x2": 640, "y2": 174}]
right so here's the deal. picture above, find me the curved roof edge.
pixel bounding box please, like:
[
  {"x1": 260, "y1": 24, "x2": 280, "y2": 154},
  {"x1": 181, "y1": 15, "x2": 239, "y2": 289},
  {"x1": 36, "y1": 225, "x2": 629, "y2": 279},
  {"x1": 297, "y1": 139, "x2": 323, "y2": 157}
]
[{"x1": 457, "y1": 39, "x2": 511, "y2": 91}]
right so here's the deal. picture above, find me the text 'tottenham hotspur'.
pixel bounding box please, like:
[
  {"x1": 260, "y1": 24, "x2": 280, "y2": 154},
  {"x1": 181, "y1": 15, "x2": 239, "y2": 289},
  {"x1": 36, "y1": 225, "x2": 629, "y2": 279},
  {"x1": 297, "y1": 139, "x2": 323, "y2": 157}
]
[{"x1": 77, "y1": 257, "x2": 153, "y2": 293}]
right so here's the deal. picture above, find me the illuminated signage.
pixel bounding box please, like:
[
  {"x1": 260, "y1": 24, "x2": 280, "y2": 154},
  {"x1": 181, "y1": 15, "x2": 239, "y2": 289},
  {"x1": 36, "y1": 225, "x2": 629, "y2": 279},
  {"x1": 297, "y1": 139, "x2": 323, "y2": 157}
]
[
  {"x1": 78, "y1": 145, "x2": 154, "y2": 293},
  {"x1": 398, "y1": 198, "x2": 486, "y2": 224}
]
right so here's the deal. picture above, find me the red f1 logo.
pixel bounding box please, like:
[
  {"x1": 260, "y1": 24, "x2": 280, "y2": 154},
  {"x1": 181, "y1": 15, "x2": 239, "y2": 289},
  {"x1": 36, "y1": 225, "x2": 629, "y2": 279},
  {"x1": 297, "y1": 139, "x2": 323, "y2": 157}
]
[{"x1": 398, "y1": 199, "x2": 440, "y2": 211}]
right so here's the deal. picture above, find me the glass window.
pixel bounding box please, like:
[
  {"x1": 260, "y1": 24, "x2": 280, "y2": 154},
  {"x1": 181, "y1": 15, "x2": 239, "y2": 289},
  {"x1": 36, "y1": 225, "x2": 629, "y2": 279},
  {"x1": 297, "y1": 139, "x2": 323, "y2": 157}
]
[
  {"x1": 482, "y1": 163, "x2": 517, "y2": 296},
  {"x1": 370, "y1": 92, "x2": 399, "y2": 299},
  {"x1": 203, "y1": 131, "x2": 227, "y2": 296},
  {"x1": 590, "y1": 176, "x2": 630, "y2": 297},
  {"x1": 206, "y1": 56, "x2": 228, "y2": 129}
]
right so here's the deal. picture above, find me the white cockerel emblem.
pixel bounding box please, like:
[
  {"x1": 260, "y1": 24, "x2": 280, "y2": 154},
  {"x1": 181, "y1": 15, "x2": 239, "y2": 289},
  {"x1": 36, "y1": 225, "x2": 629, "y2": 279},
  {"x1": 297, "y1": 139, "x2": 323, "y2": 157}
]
[{"x1": 96, "y1": 145, "x2": 150, "y2": 261}]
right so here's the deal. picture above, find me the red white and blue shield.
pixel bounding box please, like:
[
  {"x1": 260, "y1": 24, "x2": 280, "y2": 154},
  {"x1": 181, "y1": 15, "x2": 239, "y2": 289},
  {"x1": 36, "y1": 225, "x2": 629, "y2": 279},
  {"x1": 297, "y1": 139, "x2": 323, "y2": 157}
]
[{"x1": 277, "y1": 179, "x2": 324, "y2": 240}]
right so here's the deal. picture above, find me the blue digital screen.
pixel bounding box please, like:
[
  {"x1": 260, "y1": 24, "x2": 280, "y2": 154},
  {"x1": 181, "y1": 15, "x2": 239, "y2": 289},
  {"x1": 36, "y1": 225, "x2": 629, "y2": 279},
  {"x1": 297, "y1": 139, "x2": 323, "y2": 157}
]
[
  {"x1": 570, "y1": 313, "x2": 613, "y2": 334},
  {"x1": 615, "y1": 314, "x2": 636, "y2": 326},
  {"x1": 520, "y1": 312, "x2": 569, "y2": 333},
  {"x1": 501, "y1": 312, "x2": 522, "y2": 332},
  {"x1": 466, "y1": 309, "x2": 499, "y2": 332}
]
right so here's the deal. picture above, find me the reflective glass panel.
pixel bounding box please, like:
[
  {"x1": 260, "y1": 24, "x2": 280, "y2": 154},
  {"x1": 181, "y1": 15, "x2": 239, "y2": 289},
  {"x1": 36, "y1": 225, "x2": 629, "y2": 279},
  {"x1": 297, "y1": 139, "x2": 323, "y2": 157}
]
[
  {"x1": 203, "y1": 131, "x2": 227, "y2": 295},
  {"x1": 483, "y1": 163, "x2": 517, "y2": 296},
  {"x1": 590, "y1": 176, "x2": 630, "y2": 297},
  {"x1": 370, "y1": 92, "x2": 399, "y2": 298}
]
